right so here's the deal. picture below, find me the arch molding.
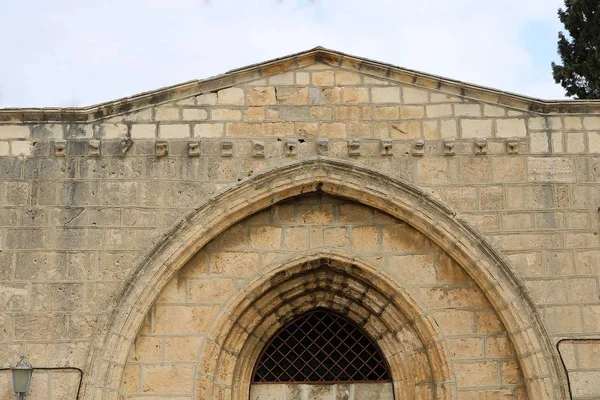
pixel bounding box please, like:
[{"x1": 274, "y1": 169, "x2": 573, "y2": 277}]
[{"x1": 84, "y1": 157, "x2": 568, "y2": 400}]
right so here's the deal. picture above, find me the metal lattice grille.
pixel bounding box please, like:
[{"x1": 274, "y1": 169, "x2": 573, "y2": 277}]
[{"x1": 252, "y1": 309, "x2": 391, "y2": 383}]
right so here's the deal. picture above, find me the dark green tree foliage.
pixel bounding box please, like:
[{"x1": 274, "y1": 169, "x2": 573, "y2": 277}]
[{"x1": 552, "y1": 0, "x2": 600, "y2": 99}]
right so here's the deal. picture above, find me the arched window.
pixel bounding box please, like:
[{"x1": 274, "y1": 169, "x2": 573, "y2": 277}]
[{"x1": 252, "y1": 309, "x2": 391, "y2": 383}]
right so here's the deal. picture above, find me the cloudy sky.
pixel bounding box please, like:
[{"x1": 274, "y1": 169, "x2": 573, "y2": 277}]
[{"x1": 0, "y1": 0, "x2": 569, "y2": 108}]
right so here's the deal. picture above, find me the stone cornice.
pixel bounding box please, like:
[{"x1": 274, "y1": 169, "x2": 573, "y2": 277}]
[{"x1": 1, "y1": 46, "x2": 600, "y2": 123}]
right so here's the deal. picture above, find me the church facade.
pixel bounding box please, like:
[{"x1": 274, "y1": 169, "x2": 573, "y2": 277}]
[{"x1": 0, "y1": 47, "x2": 599, "y2": 399}]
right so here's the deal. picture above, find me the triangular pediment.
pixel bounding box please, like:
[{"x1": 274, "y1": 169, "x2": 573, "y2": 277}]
[{"x1": 1, "y1": 46, "x2": 600, "y2": 123}]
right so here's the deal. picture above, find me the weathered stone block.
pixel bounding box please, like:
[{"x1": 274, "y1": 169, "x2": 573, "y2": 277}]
[
  {"x1": 188, "y1": 278, "x2": 235, "y2": 302},
  {"x1": 546, "y1": 306, "x2": 582, "y2": 333},
  {"x1": 564, "y1": 116, "x2": 583, "y2": 130},
  {"x1": 527, "y1": 157, "x2": 574, "y2": 182},
  {"x1": 335, "y1": 71, "x2": 361, "y2": 85},
  {"x1": 153, "y1": 305, "x2": 219, "y2": 334},
  {"x1": 312, "y1": 70, "x2": 334, "y2": 86},
  {"x1": 0, "y1": 140, "x2": 8, "y2": 156},
  {"x1": 461, "y1": 119, "x2": 492, "y2": 138},
  {"x1": 268, "y1": 71, "x2": 294, "y2": 85},
  {"x1": 194, "y1": 123, "x2": 224, "y2": 137},
  {"x1": 484, "y1": 104, "x2": 507, "y2": 117},
  {"x1": 33, "y1": 124, "x2": 63, "y2": 139},
  {"x1": 276, "y1": 87, "x2": 308, "y2": 105},
  {"x1": 417, "y1": 157, "x2": 449, "y2": 184},
  {"x1": 348, "y1": 121, "x2": 371, "y2": 138},
  {"x1": 217, "y1": 87, "x2": 244, "y2": 105},
  {"x1": 318, "y1": 87, "x2": 341, "y2": 104},
  {"x1": 248, "y1": 87, "x2": 276, "y2": 105},
  {"x1": 342, "y1": 87, "x2": 369, "y2": 104},
  {"x1": 212, "y1": 251, "x2": 259, "y2": 276},
  {"x1": 280, "y1": 106, "x2": 309, "y2": 120},
  {"x1": 399, "y1": 105, "x2": 424, "y2": 119},
  {"x1": 97, "y1": 123, "x2": 126, "y2": 138},
  {"x1": 182, "y1": 108, "x2": 208, "y2": 121},
  {"x1": 296, "y1": 72, "x2": 310, "y2": 85},
  {"x1": 319, "y1": 122, "x2": 346, "y2": 138},
  {"x1": 155, "y1": 107, "x2": 180, "y2": 120},
  {"x1": 441, "y1": 119, "x2": 458, "y2": 138},
  {"x1": 391, "y1": 120, "x2": 421, "y2": 139},
  {"x1": 426, "y1": 104, "x2": 452, "y2": 118},
  {"x1": 142, "y1": 365, "x2": 195, "y2": 393},
  {"x1": 403, "y1": 87, "x2": 429, "y2": 104},
  {"x1": 294, "y1": 122, "x2": 318, "y2": 137},
  {"x1": 14, "y1": 314, "x2": 67, "y2": 339},
  {"x1": 0, "y1": 125, "x2": 30, "y2": 139},
  {"x1": 454, "y1": 104, "x2": 481, "y2": 117},
  {"x1": 496, "y1": 118, "x2": 527, "y2": 138},
  {"x1": 197, "y1": 93, "x2": 217, "y2": 105},
  {"x1": 371, "y1": 87, "x2": 400, "y2": 103},
  {"x1": 506, "y1": 185, "x2": 554, "y2": 209},
  {"x1": 566, "y1": 131, "x2": 586, "y2": 153},
  {"x1": 492, "y1": 156, "x2": 526, "y2": 182},
  {"x1": 374, "y1": 106, "x2": 399, "y2": 120},
  {"x1": 212, "y1": 109, "x2": 242, "y2": 121},
  {"x1": 443, "y1": 186, "x2": 478, "y2": 211},
  {"x1": 455, "y1": 361, "x2": 500, "y2": 386},
  {"x1": 337, "y1": 106, "x2": 361, "y2": 120},
  {"x1": 250, "y1": 226, "x2": 282, "y2": 249},
  {"x1": 461, "y1": 157, "x2": 490, "y2": 183}
]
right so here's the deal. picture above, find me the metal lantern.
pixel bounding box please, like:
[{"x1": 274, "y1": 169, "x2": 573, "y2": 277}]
[{"x1": 11, "y1": 358, "x2": 33, "y2": 400}]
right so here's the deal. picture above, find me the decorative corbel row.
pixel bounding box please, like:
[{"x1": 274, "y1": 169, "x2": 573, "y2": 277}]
[{"x1": 42, "y1": 137, "x2": 527, "y2": 158}]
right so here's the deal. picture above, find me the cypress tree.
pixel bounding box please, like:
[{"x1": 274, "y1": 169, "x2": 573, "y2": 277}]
[{"x1": 551, "y1": 0, "x2": 600, "y2": 99}]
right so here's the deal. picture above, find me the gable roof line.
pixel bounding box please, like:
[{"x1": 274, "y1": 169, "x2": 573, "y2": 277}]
[{"x1": 1, "y1": 46, "x2": 599, "y2": 123}]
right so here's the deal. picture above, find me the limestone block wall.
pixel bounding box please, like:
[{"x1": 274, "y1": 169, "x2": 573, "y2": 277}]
[
  {"x1": 120, "y1": 195, "x2": 526, "y2": 399},
  {"x1": 0, "y1": 48, "x2": 598, "y2": 398}
]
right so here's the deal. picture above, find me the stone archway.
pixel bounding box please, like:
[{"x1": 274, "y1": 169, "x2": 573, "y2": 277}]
[
  {"x1": 197, "y1": 252, "x2": 454, "y2": 400},
  {"x1": 84, "y1": 157, "x2": 568, "y2": 400}
]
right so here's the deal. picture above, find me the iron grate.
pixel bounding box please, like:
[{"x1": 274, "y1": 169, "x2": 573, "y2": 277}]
[{"x1": 252, "y1": 309, "x2": 391, "y2": 383}]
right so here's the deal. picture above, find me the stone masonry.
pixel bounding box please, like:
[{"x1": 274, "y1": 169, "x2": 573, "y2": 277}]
[
  {"x1": 0, "y1": 47, "x2": 599, "y2": 399},
  {"x1": 120, "y1": 194, "x2": 527, "y2": 399}
]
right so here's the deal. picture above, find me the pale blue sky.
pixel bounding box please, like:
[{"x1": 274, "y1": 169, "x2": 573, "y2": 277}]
[{"x1": 0, "y1": 0, "x2": 568, "y2": 108}]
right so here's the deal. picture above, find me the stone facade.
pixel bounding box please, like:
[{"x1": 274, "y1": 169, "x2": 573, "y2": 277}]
[
  {"x1": 120, "y1": 194, "x2": 527, "y2": 399},
  {"x1": 0, "y1": 47, "x2": 599, "y2": 399}
]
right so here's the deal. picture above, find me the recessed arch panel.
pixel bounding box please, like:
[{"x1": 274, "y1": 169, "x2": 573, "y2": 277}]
[{"x1": 208, "y1": 253, "x2": 450, "y2": 400}]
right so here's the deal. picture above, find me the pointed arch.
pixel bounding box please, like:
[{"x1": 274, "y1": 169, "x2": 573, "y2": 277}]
[
  {"x1": 200, "y1": 251, "x2": 454, "y2": 400},
  {"x1": 83, "y1": 157, "x2": 568, "y2": 400}
]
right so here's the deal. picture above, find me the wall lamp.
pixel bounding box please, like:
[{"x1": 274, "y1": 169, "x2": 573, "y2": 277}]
[{"x1": 11, "y1": 357, "x2": 33, "y2": 400}]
